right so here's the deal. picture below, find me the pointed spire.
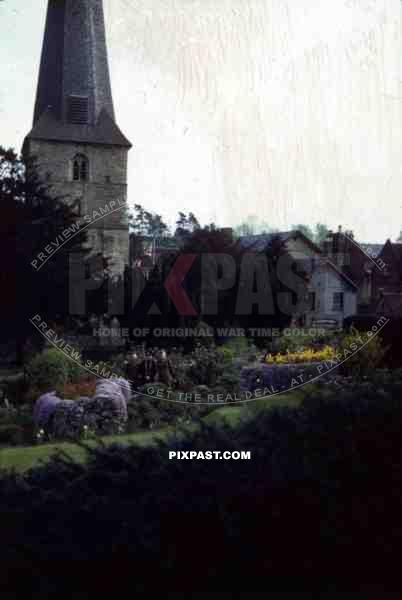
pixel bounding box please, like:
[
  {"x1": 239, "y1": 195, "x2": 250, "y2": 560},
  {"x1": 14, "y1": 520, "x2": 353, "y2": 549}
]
[{"x1": 33, "y1": 0, "x2": 115, "y2": 126}]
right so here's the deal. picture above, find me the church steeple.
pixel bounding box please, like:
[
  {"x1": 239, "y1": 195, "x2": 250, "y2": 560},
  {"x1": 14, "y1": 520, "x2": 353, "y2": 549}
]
[
  {"x1": 28, "y1": 0, "x2": 130, "y2": 148},
  {"x1": 24, "y1": 0, "x2": 131, "y2": 274}
]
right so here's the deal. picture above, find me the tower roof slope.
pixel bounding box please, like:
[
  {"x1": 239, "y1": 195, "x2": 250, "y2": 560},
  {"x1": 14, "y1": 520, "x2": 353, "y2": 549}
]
[
  {"x1": 27, "y1": 107, "x2": 132, "y2": 148},
  {"x1": 29, "y1": 0, "x2": 130, "y2": 147}
]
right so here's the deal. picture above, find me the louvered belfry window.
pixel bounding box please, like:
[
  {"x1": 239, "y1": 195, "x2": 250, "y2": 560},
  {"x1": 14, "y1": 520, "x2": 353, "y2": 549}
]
[{"x1": 68, "y1": 95, "x2": 89, "y2": 124}]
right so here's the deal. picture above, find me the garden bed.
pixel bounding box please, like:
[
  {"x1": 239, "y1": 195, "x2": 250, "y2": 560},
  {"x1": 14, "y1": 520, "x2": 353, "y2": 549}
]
[{"x1": 240, "y1": 361, "x2": 330, "y2": 392}]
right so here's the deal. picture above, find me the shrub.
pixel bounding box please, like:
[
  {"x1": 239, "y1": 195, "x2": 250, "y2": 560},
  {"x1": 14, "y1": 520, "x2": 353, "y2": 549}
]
[
  {"x1": 217, "y1": 337, "x2": 257, "y2": 364},
  {"x1": 0, "y1": 405, "x2": 17, "y2": 426},
  {"x1": 0, "y1": 403, "x2": 34, "y2": 446},
  {"x1": 186, "y1": 344, "x2": 224, "y2": 386},
  {"x1": 214, "y1": 364, "x2": 241, "y2": 396},
  {"x1": 55, "y1": 379, "x2": 97, "y2": 399},
  {"x1": 1, "y1": 374, "x2": 28, "y2": 406},
  {"x1": 2, "y1": 383, "x2": 402, "y2": 591},
  {"x1": 127, "y1": 384, "x2": 209, "y2": 431},
  {"x1": 0, "y1": 424, "x2": 24, "y2": 446},
  {"x1": 40, "y1": 379, "x2": 130, "y2": 440},
  {"x1": 271, "y1": 327, "x2": 342, "y2": 353},
  {"x1": 33, "y1": 392, "x2": 62, "y2": 430},
  {"x1": 26, "y1": 349, "x2": 108, "y2": 403},
  {"x1": 26, "y1": 349, "x2": 76, "y2": 392},
  {"x1": 336, "y1": 326, "x2": 388, "y2": 377},
  {"x1": 265, "y1": 345, "x2": 335, "y2": 364}
]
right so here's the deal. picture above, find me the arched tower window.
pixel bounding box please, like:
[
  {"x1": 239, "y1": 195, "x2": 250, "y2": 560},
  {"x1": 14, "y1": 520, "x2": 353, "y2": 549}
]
[{"x1": 72, "y1": 154, "x2": 89, "y2": 182}]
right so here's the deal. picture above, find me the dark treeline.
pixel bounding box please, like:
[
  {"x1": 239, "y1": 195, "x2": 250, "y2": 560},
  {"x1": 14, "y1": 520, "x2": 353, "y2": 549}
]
[{"x1": 118, "y1": 228, "x2": 306, "y2": 349}]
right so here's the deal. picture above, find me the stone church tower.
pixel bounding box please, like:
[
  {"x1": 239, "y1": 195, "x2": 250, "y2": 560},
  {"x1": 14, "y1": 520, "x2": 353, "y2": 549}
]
[{"x1": 23, "y1": 0, "x2": 131, "y2": 273}]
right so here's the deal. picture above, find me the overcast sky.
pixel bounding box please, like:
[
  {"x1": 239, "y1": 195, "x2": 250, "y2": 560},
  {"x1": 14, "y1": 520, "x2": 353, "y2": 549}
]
[{"x1": 1, "y1": 0, "x2": 402, "y2": 242}]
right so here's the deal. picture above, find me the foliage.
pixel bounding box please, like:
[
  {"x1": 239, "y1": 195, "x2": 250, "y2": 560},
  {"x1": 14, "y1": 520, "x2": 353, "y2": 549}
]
[
  {"x1": 1, "y1": 374, "x2": 28, "y2": 406},
  {"x1": 217, "y1": 336, "x2": 257, "y2": 364},
  {"x1": 55, "y1": 379, "x2": 97, "y2": 400},
  {"x1": 270, "y1": 327, "x2": 341, "y2": 354},
  {"x1": 291, "y1": 222, "x2": 330, "y2": 244},
  {"x1": 27, "y1": 349, "x2": 72, "y2": 392},
  {"x1": 33, "y1": 379, "x2": 130, "y2": 442},
  {"x1": 2, "y1": 382, "x2": 402, "y2": 591},
  {"x1": 128, "y1": 390, "x2": 188, "y2": 430},
  {"x1": 26, "y1": 349, "x2": 85, "y2": 393},
  {"x1": 175, "y1": 210, "x2": 200, "y2": 241},
  {"x1": 186, "y1": 344, "x2": 225, "y2": 386},
  {"x1": 0, "y1": 146, "x2": 100, "y2": 360},
  {"x1": 336, "y1": 326, "x2": 388, "y2": 377},
  {"x1": 26, "y1": 349, "x2": 127, "y2": 400},
  {"x1": 233, "y1": 215, "x2": 279, "y2": 236},
  {"x1": 129, "y1": 203, "x2": 169, "y2": 237},
  {"x1": 0, "y1": 424, "x2": 24, "y2": 446},
  {"x1": 0, "y1": 403, "x2": 33, "y2": 446},
  {"x1": 265, "y1": 345, "x2": 335, "y2": 364}
]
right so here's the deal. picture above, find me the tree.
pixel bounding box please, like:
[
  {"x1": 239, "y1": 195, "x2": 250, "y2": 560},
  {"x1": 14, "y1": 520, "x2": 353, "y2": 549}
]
[
  {"x1": 0, "y1": 146, "x2": 101, "y2": 362},
  {"x1": 292, "y1": 224, "x2": 314, "y2": 240},
  {"x1": 172, "y1": 227, "x2": 294, "y2": 338},
  {"x1": 292, "y1": 223, "x2": 330, "y2": 244},
  {"x1": 314, "y1": 223, "x2": 330, "y2": 244},
  {"x1": 175, "y1": 211, "x2": 201, "y2": 242},
  {"x1": 129, "y1": 204, "x2": 169, "y2": 238},
  {"x1": 234, "y1": 215, "x2": 279, "y2": 237}
]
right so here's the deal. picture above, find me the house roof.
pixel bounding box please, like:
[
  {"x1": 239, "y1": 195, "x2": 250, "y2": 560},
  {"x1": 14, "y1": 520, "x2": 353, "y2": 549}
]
[
  {"x1": 322, "y1": 258, "x2": 358, "y2": 289},
  {"x1": 236, "y1": 231, "x2": 293, "y2": 251},
  {"x1": 387, "y1": 241, "x2": 402, "y2": 269},
  {"x1": 237, "y1": 229, "x2": 357, "y2": 289},
  {"x1": 372, "y1": 240, "x2": 402, "y2": 282},
  {"x1": 236, "y1": 230, "x2": 322, "y2": 254},
  {"x1": 320, "y1": 233, "x2": 382, "y2": 285},
  {"x1": 360, "y1": 243, "x2": 384, "y2": 257}
]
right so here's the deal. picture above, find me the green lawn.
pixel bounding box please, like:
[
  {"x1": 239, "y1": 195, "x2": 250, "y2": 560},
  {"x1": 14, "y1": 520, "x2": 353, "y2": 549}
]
[
  {"x1": 243, "y1": 389, "x2": 306, "y2": 415},
  {"x1": 0, "y1": 390, "x2": 305, "y2": 473},
  {"x1": 0, "y1": 428, "x2": 171, "y2": 473},
  {"x1": 203, "y1": 406, "x2": 245, "y2": 427}
]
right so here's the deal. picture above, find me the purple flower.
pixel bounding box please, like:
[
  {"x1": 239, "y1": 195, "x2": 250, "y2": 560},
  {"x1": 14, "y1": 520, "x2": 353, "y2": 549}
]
[
  {"x1": 33, "y1": 392, "x2": 61, "y2": 428},
  {"x1": 114, "y1": 378, "x2": 131, "y2": 402}
]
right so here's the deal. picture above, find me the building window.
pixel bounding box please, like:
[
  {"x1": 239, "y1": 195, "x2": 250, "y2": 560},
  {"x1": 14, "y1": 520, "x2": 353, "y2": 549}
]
[
  {"x1": 310, "y1": 291, "x2": 316, "y2": 311},
  {"x1": 332, "y1": 291, "x2": 344, "y2": 312},
  {"x1": 105, "y1": 175, "x2": 111, "y2": 183},
  {"x1": 72, "y1": 154, "x2": 89, "y2": 182}
]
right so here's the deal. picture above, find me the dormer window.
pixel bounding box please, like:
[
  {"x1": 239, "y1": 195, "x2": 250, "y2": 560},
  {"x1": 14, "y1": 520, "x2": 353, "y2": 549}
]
[{"x1": 72, "y1": 154, "x2": 89, "y2": 182}]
